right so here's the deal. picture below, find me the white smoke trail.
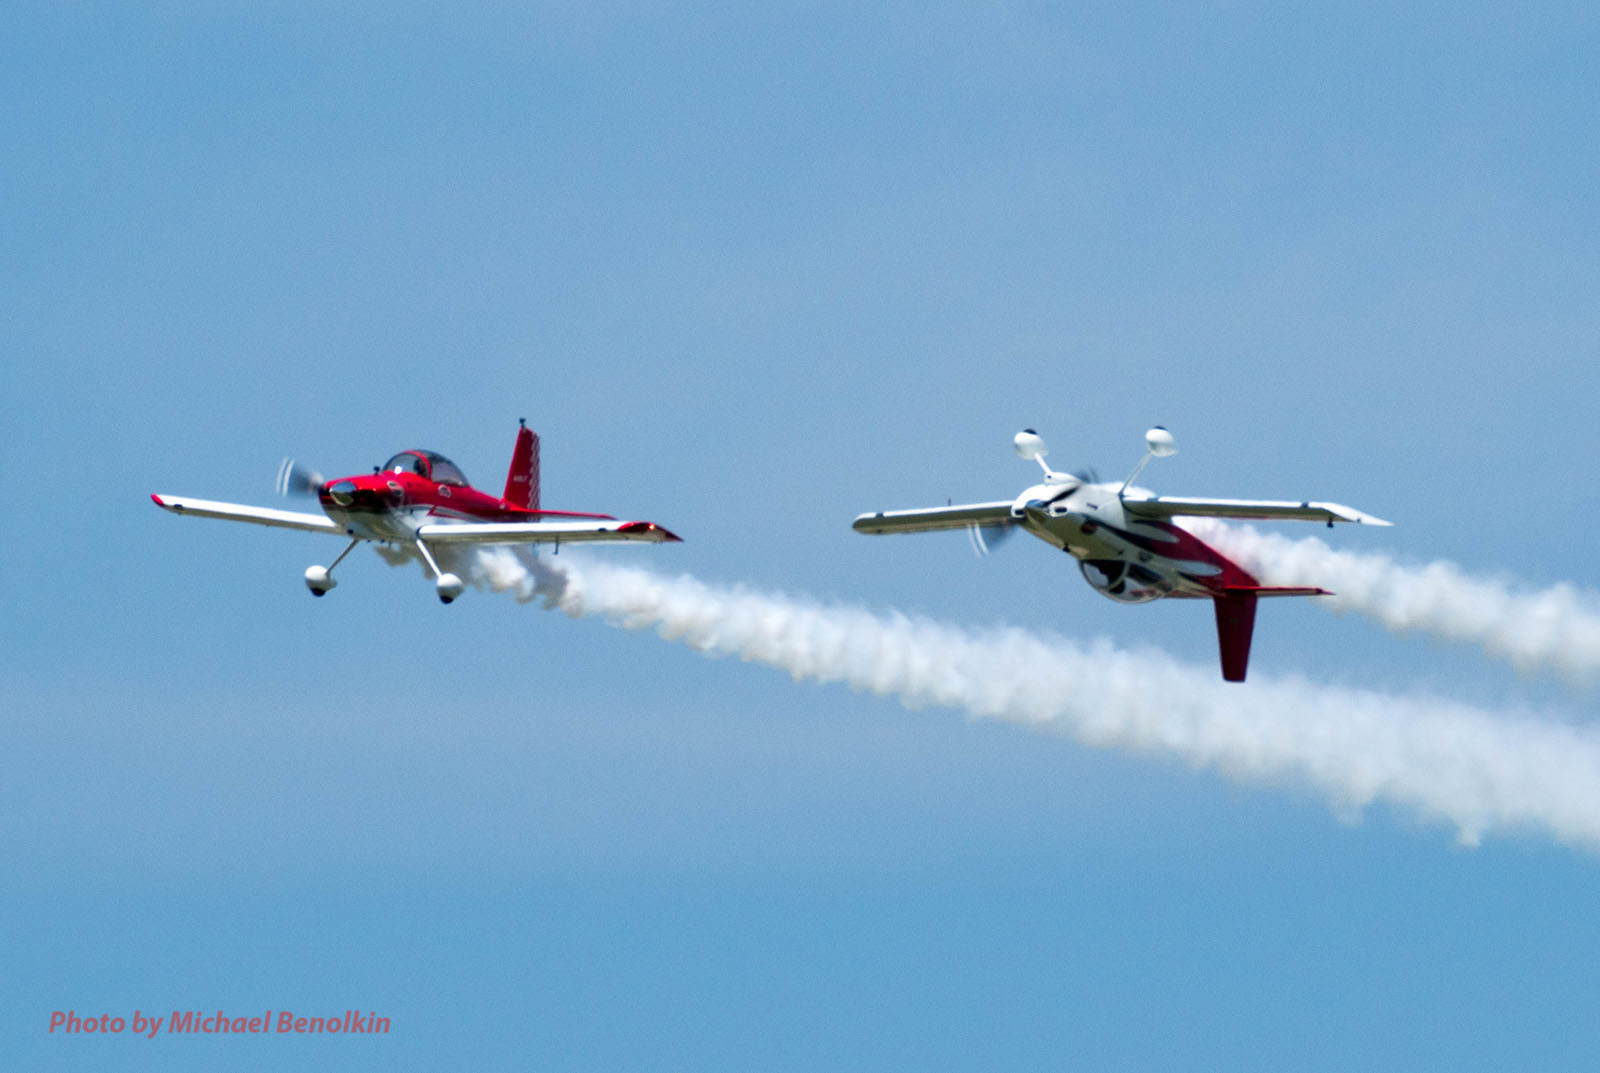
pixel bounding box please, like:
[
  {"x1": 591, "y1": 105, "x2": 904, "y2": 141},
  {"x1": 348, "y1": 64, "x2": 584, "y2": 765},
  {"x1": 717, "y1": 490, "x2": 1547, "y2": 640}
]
[
  {"x1": 468, "y1": 549, "x2": 1600, "y2": 852},
  {"x1": 379, "y1": 543, "x2": 572, "y2": 604},
  {"x1": 1183, "y1": 519, "x2": 1600, "y2": 684},
  {"x1": 460, "y1": 544, "x2": 570, "y2": 605}
]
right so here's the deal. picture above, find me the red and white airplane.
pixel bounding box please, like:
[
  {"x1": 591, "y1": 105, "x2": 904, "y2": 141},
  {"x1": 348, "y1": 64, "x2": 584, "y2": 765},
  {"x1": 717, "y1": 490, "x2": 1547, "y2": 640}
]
[
  {"x1": 852, "y1": 427, "x2": 1389, "y2": 682},
  {"x1": 152, "y1": 421, "x2": 680, "y2": 603}
]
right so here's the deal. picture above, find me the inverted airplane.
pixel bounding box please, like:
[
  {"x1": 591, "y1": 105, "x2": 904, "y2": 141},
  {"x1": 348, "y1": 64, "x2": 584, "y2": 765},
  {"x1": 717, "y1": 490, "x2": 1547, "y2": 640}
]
[
  {"x1": 852, "y1": 427, "x2": 1389, "y2": 682},
  {"x1": 152, "y1": 421, "x2": 680, "y2": 603}
]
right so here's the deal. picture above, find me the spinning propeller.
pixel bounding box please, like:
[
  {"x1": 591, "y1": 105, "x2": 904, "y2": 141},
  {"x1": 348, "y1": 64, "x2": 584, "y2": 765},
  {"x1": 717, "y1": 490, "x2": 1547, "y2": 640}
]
[
  {"x1": 276, "y1": 458, "x2": 325, "y2": 498},
  {"x1": 967, "y1": 522, "x2": 1016, "y2": 557}
]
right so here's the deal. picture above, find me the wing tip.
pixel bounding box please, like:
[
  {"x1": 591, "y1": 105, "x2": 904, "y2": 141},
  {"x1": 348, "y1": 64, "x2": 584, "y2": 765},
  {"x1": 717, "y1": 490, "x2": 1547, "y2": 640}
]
[
  {"x1": 619, "y1": 521, "x2": 683, "y2": 542},
  {"x1": 1322, "y1": 501, "x2": 1393, "y2": 527}
]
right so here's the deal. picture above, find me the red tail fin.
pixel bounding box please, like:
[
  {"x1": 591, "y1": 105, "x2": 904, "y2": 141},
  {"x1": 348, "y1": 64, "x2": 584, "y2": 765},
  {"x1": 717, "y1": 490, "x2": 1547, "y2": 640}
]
[
  {"x1": 1212, "y1": 591, "x2": 1258, "y2": 683},
  {"x1": 504, "y1": 422, "x2": 540, "y2": 511}
]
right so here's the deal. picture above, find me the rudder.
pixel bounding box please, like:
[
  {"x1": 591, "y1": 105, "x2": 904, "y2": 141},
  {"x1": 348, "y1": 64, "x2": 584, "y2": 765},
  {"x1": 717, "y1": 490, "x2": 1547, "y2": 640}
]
[
  {"x1": 1212, "y1": 591, "x2": 1258, "y2": 683},
  {"x1": 504, "y1": 421, "x2": 540, "y2": 511}
]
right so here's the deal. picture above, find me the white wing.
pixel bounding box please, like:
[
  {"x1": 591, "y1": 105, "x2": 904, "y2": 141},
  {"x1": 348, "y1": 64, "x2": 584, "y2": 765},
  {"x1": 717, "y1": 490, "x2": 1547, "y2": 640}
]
[
  {"x1": 416, "y1": 520, "x2": 681, "y2": 545},
  {"x1": 151, "y1": 494, "x2": 343, "y2": 534},
  {"x1": 1121, "y1": 495, "x2": 1391, "y2": 526},
  {"x1": 852, "y1": 501, "x2": 1016, "y2": 534}
]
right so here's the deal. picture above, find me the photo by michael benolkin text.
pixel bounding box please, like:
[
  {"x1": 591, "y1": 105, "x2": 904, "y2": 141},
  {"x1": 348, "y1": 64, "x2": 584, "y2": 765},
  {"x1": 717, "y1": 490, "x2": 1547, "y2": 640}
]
[{"x1": 49, "y1": 1009, "x2": 390, "y2": 1037}]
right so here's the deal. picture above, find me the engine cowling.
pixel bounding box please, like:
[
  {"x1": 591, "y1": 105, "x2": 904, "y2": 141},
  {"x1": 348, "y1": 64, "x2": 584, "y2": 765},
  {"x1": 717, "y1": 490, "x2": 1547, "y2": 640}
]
[{"x1": 1079, "y1": 559, "x2": 1168, "y2": 604}]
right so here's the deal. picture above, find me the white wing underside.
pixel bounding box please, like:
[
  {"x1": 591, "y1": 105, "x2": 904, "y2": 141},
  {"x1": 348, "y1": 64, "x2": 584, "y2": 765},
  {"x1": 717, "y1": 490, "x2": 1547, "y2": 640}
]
[
  {"x1": 851, "y1": 495, "x2": 1390, "y2": 533},
  {"x1": 416, "y1": 521, "x2": 678, "y2": 545},
  {"x1": 851, "y1": 502, "x2": 1016, "y2": 535},
  {"x1": 153, "y1": 495, "x2": 678, "y2": 543},
  {"x1": 151, "y1": 495, "x2": 342, "y2": 534},
  {"x1": 1121, "y1": 495, "x2": 1391, "y2": 526}
]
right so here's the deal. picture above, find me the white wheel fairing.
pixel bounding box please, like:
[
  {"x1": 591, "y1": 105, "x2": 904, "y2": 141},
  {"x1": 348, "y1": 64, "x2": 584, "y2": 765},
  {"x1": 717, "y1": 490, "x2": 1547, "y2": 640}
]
[{"x1": 436, "y1": 573, "x2": 465, "y2": 604}]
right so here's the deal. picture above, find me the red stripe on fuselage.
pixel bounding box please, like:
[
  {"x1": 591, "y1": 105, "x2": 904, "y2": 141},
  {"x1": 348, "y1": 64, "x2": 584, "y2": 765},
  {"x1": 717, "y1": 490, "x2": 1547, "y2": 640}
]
[
  {"x1": 319, "y1": 471, "x2": 617, "y2": 528},
  {"x1": 1108, "y1": 518, "x2": 1260, "y2": 593}
]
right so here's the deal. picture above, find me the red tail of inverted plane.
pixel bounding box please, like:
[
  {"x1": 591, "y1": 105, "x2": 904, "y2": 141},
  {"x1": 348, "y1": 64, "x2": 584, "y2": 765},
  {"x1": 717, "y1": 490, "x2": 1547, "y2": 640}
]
[
  {"x1": 1212, "y1": 585, "x2": 1330, "y2": 681},
  {"x1": 1213, "y1": 591, "x2": 1258, "y2": 682},
  {"x1": 504, "y1": 420, "x2": 540, "y2": 511}
]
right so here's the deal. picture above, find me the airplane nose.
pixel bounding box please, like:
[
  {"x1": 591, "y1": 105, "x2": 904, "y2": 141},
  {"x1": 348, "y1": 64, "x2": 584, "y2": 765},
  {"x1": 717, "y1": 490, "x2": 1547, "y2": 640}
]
[{"x1": 327, "y1": 480, "x2": 357, "y2": 506}]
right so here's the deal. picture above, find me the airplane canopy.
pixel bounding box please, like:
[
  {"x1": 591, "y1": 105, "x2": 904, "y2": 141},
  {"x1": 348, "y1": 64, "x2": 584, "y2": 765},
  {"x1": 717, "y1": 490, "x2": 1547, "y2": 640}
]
[{"x1": 382, "y1": 450, "x2": 469, "y2": 487}]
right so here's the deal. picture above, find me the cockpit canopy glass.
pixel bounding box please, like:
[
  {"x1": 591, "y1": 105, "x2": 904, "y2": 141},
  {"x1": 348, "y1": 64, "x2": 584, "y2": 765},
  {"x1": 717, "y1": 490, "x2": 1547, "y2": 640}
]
[{"x1": 382, "y1": 450, "x2": 469, "y2": 487}]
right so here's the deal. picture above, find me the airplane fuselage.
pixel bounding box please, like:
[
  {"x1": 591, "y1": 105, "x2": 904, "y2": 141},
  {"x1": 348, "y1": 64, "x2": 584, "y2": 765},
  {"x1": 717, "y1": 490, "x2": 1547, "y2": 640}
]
[
  {"x1": 1008, "y1": 478, "x2": 1259, "y2": 603},
  {"x1": 315, "y1": 469, "x2": 612, "y2": 545}
]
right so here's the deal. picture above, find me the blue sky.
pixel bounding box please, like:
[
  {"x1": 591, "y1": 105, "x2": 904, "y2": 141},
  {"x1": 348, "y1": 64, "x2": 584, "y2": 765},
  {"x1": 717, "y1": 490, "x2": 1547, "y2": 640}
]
[{"x1": 6, "y1": 3, "x2": 1600, "y2": 1069}]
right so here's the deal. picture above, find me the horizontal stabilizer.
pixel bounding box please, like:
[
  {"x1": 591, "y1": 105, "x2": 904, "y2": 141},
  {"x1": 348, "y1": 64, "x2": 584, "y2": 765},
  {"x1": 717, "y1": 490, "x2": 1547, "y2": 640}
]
[{"x1": 1220, "y1": 585, "x2": 1331, "y2": 598}]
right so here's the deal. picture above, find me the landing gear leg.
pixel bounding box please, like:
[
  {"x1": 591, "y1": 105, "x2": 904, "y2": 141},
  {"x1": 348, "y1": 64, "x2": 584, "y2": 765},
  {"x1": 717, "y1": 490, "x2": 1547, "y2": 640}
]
[
  {"x1": 414, "y1": 540, "x2": 465, "y2": 604},
  {"x1": 306, "y1": 538, "x2": 361, "y2": 597}
]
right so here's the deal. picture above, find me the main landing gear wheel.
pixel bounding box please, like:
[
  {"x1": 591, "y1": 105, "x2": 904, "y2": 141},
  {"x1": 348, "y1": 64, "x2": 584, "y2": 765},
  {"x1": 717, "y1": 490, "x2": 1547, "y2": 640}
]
[
  {"x1": 305, "y1": 565, "x2": 337, "y2": 596},
  {"x1": 412, "y1": 539, "x2": 463, "y2": 605},
  {"x1": 304, "y1": 537, "x2": 360, "y2": 598},
  {"x1": 435, "y1": 573, "x2": 465, "y2": 605}
]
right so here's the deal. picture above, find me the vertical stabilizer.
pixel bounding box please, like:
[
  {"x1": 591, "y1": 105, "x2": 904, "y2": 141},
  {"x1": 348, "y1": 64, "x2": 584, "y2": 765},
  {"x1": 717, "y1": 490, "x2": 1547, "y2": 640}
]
[
  {"x1": 504, "y1": 421, "x2": 540, "y2": 511},
  {"x1": 1212, "y1": 591, "x2": 1259, "y2": 683}
]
